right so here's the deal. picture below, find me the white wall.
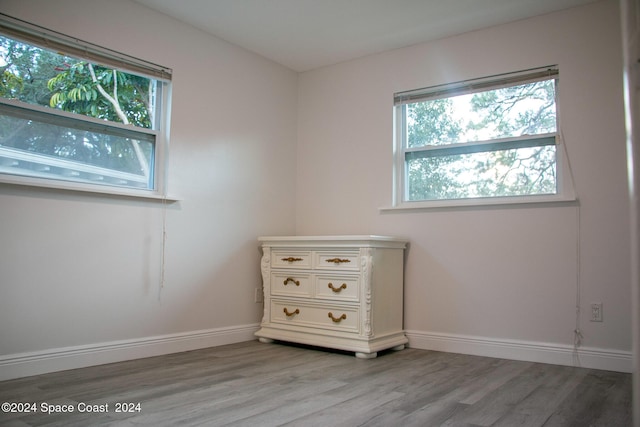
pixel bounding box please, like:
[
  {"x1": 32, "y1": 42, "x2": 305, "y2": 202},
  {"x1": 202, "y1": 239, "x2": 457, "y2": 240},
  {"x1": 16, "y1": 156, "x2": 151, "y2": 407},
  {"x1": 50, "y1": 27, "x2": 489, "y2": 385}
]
[
  {"x1": 297, "y1": 0, "x2": 632, "y2": 370},
  {"x1": 0, "y1": 0, "x2": 298, "y2": 379}
]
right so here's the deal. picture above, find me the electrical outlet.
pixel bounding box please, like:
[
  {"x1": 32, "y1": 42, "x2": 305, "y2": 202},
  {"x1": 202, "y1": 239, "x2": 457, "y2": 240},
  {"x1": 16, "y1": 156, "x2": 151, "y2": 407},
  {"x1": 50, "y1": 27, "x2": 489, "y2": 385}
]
[
  {"x1": 590, "y1": 303, "x2": 603, "y2": 322},
  {"x1": 254, "y1": 287, "x2": 263, "y2": 303}
]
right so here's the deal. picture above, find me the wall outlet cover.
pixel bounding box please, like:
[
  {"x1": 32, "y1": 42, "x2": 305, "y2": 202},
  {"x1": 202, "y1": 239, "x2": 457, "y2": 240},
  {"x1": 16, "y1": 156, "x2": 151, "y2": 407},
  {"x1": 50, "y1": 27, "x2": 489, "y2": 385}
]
[{"x1": 590, "y1": 303, "x2": 603, "y2": 322}]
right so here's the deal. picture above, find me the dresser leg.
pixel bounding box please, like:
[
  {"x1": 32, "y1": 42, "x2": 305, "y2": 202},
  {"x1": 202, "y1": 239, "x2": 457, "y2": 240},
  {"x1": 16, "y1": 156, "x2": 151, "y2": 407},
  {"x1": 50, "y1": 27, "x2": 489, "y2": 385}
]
[
  {"x1": 355, "y1": 352, "x2": 377, "y2": 359},
  {"x1": 258, "y1": 337, "x2": 274, "y2": 344},
  {"x1": 392, "y1": 344, "x2": 405, "y2": 351}
]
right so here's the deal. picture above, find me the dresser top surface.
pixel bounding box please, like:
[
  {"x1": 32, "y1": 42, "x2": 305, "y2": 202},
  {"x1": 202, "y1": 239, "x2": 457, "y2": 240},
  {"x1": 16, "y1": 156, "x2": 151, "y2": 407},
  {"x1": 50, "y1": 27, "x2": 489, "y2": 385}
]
[{"x1": 258, "y1": 235, "x2": 407, "y2": 248}]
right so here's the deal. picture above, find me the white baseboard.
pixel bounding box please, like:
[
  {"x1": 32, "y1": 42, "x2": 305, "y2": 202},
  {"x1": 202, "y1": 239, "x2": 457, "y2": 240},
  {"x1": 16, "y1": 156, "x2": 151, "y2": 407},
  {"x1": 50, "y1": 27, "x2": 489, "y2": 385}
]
[
  {"x1": 0, "y1": 324, "x2": 260, "y2": 381},
  {"x1": 1, "y1": 327, "x2": 630, "y2": 381},
  {"x1": 405, "y1": 330, "x2": 632, "y2": 373}
]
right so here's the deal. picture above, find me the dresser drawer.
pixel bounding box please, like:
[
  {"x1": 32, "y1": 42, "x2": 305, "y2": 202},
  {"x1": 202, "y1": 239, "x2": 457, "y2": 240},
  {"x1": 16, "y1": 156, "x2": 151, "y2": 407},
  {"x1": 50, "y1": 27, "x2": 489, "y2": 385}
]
[
  {"x1": 271, "y1": 300, "x2": 359, "y2": 332},
  {"x1": 315, "y1": 274, "x2": 359, "y2": 302},
  {"x1": 270, "y1": 272, "x2": 312, "y2": 297},
  {"x1": 271, "y1": 251, "x2": 312, "y2": 269},
  {"x1": 314, "y1": 251, "x2": 360, "y2": 270}
]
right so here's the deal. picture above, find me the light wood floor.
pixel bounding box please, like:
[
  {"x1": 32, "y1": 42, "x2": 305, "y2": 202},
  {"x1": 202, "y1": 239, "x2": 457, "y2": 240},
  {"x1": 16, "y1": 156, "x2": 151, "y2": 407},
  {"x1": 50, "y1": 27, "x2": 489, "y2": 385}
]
[{"x1": 0, "y1": 340, "x2": 632, "y2": 426}]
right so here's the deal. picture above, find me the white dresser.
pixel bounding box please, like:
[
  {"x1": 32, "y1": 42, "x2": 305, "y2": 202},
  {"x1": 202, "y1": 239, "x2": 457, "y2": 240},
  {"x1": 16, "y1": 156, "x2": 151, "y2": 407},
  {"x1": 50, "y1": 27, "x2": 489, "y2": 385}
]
[{"x1": 255, "y1": 235, "x2": 408, "y2": 358}]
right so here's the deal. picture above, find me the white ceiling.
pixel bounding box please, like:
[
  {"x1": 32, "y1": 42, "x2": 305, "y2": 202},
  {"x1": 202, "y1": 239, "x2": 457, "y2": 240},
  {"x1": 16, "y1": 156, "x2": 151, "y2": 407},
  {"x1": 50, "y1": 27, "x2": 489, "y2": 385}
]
[{"x1": 133, "y1": 0, "x2": 598, "y2": 72}]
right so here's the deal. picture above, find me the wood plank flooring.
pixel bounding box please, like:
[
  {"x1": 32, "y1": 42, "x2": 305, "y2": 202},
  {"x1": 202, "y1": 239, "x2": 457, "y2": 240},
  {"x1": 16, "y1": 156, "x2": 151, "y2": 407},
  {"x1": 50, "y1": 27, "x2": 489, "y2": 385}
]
[{"x1": 0, "y1": 340, "x2": 632, "y2": 426}]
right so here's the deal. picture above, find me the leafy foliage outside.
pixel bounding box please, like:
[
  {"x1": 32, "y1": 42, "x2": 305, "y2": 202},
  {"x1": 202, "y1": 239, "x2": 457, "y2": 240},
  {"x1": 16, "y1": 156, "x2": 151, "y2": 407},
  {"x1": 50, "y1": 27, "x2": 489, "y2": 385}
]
[
  {"x1": 0, "y1": 35, "x2": 155, "y2": 176},
  {"x1": 405, "y1": 79, "x2": 558, "y2": 201}
]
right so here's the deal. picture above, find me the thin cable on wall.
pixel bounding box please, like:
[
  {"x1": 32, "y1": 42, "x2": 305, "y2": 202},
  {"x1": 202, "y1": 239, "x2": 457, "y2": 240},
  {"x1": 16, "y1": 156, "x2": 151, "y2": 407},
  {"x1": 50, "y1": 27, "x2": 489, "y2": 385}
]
[
  {"x1": 159, "y1": 195, "x2": 168, "y2": 302},
  {"x1": 559, "y1": 130, "x2": 582, "y2": 363},
  {"x1": 573, "y1": 205, "x2": 583, "y2": 358}
]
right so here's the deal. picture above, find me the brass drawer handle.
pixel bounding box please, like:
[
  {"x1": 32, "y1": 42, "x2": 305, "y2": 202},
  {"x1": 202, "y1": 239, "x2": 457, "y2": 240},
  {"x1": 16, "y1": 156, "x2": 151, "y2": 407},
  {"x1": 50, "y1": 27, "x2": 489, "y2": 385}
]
[
  {"x1": 326, "y1": 258, "x2": 351, "y2": 264},
  {"x1": 328, "y1": 312, "x2": 347, "y2": 323},
  {"x1": 283, "y1": 277, "x2": 300, "y2": 286},
  {"x1": 281, "y1": 257, "x2": 303, "y2": 263},
  {"x1": 283, "y1": 308, "x2": 300, "y2": 317},
  {"x1": 328, "y1": 282, "x2": 347, "y2": 293}
]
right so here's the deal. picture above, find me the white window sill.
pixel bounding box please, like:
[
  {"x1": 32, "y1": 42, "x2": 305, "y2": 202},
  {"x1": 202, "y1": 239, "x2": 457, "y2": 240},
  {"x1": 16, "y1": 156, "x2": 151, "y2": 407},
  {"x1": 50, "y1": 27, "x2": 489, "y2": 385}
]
[
  {"x1": 0, "y1": 176, "x2": 180, "y2": 202},
  {"x1": 379, "y1": 194, "x2": 577, "y2": 212}
]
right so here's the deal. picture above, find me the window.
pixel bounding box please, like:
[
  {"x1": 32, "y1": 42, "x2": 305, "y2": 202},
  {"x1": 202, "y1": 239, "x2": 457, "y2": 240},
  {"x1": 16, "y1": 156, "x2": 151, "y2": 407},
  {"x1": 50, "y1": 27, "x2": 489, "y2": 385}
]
[
  {"x1": 393, "y1": 66, "x2": 571, "y2": 208},
  {"x1": 0, "y1": 14, "x2": 171, "y2": 197}
]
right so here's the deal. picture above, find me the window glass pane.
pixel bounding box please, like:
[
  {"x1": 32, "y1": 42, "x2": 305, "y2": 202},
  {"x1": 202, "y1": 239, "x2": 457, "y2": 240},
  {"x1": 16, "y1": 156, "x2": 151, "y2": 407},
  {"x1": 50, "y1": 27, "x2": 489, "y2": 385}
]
[
  {"x1": 406, "y1": 145, "x2": 557, "y2": 201},
  {"x1": 407, "y1": 79, "x2": 557, "y2": 148},
  {"x1": 0, "y1": 35, "x2": 156, "y2": 130},
  {"x1": 0, "y1": 107, "x2": 153, "y2": 189}
]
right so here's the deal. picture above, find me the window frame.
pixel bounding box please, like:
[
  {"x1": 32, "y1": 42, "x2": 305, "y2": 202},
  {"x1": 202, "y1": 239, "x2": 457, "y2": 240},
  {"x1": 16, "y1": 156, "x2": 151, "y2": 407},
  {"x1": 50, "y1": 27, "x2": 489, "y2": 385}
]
[
  {"x1": 388, "y1": 66, "x2": 576, "y2": 211},
  {"x1": 0, "y1": 13, "x2": 173, "y2": 200}
]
